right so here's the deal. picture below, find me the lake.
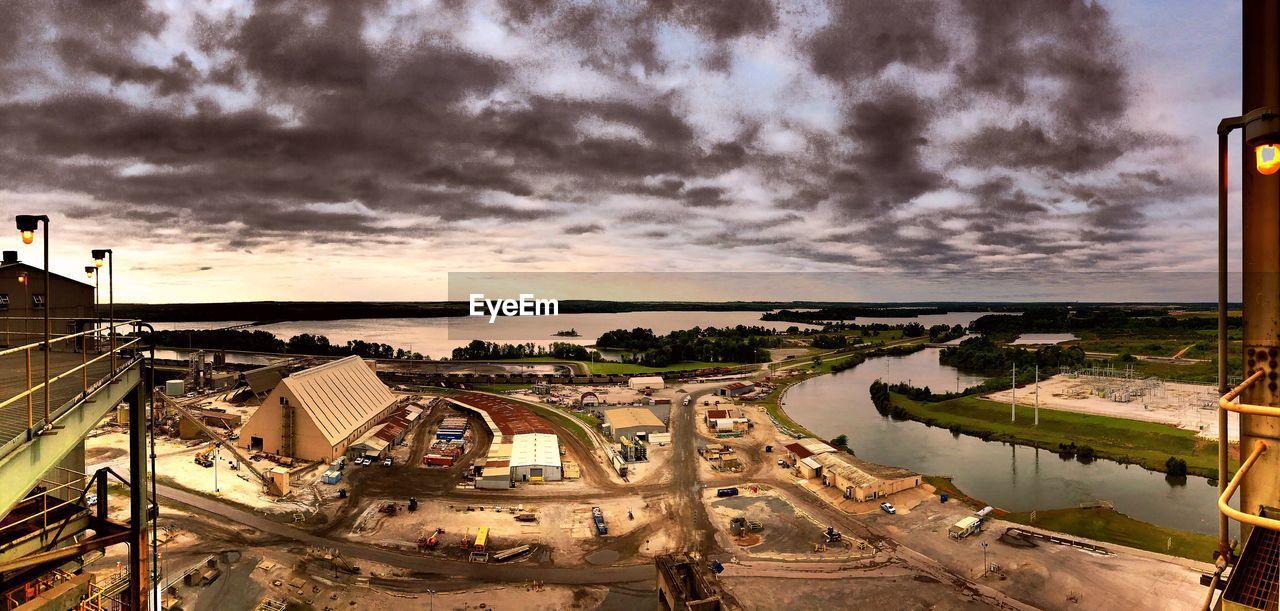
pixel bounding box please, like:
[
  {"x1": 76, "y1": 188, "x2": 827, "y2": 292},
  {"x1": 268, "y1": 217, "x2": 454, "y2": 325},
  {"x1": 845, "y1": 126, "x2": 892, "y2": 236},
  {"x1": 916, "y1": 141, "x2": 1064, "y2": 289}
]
[{"x1": 782, "y1": 347, "x2": 1226, "y2": 535}]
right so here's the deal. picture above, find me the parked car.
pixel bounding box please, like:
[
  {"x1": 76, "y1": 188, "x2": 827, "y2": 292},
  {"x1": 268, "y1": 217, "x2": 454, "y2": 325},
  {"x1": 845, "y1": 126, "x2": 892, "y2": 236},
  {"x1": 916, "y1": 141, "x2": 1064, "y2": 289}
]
[
  {"x1": 879, "y1": 502, "x2": 896, "y2": 515},
  {"x1": 85, "y1": 493, "x2": 98, "y2": 506},
  {"x1": 360, "y1": 457, "x2": 372, "y2": 466},
  {"x1": 382, "y1": 457, "x2": 393, "y2": 467}
]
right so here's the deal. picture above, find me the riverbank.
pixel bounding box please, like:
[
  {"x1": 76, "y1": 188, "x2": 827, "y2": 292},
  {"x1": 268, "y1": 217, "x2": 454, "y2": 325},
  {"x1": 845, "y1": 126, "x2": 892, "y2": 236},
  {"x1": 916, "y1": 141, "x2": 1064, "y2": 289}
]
[
  {"x1": 753, "y1": 340, "x2": 928, "y2": 439},
  {"x1": 922, "y1": 477, "x2": 1215, "y2": 561},
  {"x1": 885, "y1": 393, "x2": 1224, "y2": 478}
]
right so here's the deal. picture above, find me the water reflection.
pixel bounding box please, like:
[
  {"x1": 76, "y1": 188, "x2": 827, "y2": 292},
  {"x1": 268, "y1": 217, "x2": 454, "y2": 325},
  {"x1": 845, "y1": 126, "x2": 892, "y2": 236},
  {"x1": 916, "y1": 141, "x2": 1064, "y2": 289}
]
[{"x1": 783, "y1": 347, "x2": 1222, "y2": 535}]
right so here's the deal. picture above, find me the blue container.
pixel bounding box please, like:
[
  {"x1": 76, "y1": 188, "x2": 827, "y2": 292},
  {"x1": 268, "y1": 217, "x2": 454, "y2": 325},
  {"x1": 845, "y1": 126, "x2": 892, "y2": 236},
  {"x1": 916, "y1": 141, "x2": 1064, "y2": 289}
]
[{"x1": 940, "y1": 493, "x2": 949, "y2": 503}]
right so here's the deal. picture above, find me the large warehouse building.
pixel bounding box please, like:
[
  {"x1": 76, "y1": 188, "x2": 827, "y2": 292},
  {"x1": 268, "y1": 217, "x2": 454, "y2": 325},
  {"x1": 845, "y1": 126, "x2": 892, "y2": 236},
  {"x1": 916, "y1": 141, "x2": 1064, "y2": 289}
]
[
  {"x1": 238, "y1": 356, "x2": 400, "y2": 462},
  {"x1": 510, "y1": 433, "x2": 562, "y2": 483},
  {"x1": 604, "y1": 407, "x2": 666, "y2": 440}
]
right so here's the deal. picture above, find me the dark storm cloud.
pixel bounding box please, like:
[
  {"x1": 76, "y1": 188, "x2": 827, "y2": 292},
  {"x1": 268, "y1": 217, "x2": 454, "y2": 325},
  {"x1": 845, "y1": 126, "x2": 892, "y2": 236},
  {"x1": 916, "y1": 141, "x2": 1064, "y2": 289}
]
[
  {"x1": 827, "y1": 89, "x2": 945, "y2": 217},
  {"x1": 562, "y1": 223, "x2": 603, "y2": 235},
  {"x1": 0, "y1": 0, "x2": 1197, "y2": 275},
  {"x1": 809, "y1": 0, "x2": 948, "y2": 80}
]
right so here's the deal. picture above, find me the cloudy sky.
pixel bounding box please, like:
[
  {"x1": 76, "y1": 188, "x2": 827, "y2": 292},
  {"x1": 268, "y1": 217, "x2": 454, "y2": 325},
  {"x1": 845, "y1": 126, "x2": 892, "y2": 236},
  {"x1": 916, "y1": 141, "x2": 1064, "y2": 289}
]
[{"x1": 0, "y1": 0, "x2": 1243, "y2": 302}]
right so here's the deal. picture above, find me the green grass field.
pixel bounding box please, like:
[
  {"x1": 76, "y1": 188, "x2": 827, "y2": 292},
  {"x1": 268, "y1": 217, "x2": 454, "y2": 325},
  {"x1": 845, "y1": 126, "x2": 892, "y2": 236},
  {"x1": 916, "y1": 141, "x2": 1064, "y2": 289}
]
[
  {"x1": 1004, "y1": 507, "x2": 1217, "y2": 561},
  {"x1": 891, "y1": 393, "x2": 1224, "y2": 477}
]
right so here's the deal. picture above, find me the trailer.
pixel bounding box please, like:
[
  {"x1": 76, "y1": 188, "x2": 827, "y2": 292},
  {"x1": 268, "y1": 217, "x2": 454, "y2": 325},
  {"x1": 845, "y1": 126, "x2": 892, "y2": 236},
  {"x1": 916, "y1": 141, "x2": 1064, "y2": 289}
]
[
  {"x1": 592, "y1": 507, "x2": 608, "y2": 536},
  {"x1": 949, "y1": 516, "x2": 982, "y2": 539}
]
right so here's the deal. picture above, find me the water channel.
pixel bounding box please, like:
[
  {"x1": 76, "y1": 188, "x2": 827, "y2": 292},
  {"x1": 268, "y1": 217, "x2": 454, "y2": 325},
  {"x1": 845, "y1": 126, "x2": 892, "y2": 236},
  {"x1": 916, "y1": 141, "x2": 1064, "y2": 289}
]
[{"x1": 783, "y1": 347, "x2": 1224, "y2": 535}]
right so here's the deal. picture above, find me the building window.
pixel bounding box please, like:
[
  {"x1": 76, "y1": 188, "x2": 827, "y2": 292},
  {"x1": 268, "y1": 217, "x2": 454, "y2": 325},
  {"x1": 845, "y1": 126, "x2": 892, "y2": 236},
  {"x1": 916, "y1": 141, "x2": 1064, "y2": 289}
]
[
  {"x1": 31, "y1": 294, "x2": 44, "y2": 309},
  {"x1": 0, "y1": 294, "x2": 8, "y2": 309}
]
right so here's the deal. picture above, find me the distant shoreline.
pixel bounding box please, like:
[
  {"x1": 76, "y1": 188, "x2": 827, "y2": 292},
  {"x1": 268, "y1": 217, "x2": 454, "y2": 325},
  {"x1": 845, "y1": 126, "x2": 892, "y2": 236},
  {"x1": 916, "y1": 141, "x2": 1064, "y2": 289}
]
[{"x1": 112, "y1": 300, "x2": 1221, "y2": 323}]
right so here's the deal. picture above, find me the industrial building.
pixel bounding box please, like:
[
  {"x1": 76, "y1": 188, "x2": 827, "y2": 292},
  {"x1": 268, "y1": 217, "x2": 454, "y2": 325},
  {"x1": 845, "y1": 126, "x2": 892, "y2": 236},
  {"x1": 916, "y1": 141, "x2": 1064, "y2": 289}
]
[
  {"x1": 604, "y1": 407, "x2": 666, "y2": 440},
  {"x1": 449, "y1": 393, "x2": 562, "y2": 489},
  {"x1": 784, "y1": 438, "x2": 921, "y2": 501},
  {"x1": 628, "y1": 375, "x2": 664, "y2": 391},
  {"x1": 510, "y1": 433, "x2": 562, "y2": 482},
  {"x1": 580, "y1": 391, "x2": 600, "y2": 407},
  {"x1": 718, "y1": 382, "x2": 755, "y2": 398},
  {"x1": 0, "y1": 251, "x2": 96, "y2": 345},
  {"x1": 237, "y1": 356, "x2": 401, "y2": 462},
  {"x1": 705, "y1": 408, "x2": 749, "y2": 433}
]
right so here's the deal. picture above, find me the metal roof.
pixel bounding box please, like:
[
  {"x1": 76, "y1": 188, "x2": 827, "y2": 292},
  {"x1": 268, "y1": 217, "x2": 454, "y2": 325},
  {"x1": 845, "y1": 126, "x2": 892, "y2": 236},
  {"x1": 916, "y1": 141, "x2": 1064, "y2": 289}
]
[
  {"x1": 280, "y1": 355, "x2": 397, "y2": 446},
  {"x1": 604, "y1": 407, "x2": 664, "y2": 430},
  {"x1": 510, "y1": 433, "x2": 561, "y2": 468},
  {"x1": 451, "y1": 393, "x2": 554, "y2": 436}
]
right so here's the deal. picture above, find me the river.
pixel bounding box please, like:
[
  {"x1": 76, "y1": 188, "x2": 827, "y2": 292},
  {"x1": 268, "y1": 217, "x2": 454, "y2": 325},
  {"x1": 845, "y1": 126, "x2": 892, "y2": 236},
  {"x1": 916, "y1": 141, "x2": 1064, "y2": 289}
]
[
  {"x1": 782, "y1": 347, "x2": 1225, "y2": 535},
  {"x1": 149, "y1": 311, "x2": 821, "y2": 359}
]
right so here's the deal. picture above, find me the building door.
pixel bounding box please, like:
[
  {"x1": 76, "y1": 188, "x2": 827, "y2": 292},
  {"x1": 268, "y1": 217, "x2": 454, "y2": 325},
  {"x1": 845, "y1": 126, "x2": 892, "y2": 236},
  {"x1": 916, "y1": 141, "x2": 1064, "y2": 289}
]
[{"x1": 250, "y1": 436, "x2": 263, "y2": 451}]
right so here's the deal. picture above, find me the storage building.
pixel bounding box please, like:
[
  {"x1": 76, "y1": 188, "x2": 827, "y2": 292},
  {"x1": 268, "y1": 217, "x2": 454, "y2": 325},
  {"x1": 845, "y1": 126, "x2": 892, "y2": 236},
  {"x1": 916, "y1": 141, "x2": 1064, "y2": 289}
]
[
  {"x1": 604, "y1": 407, "x2": 666, "y2": 440},
  {"x1": 718, "y1": 382, "x2": 755, "y2": 397},
  {"x1": 237, "y1": 355, "x2": 400, "y2": 462},
  {"x1": 510, "y1": 433, "x2": 562, "y2": 483},
  {"x1": 628, "y1": 376, "x2": 664, "y2": 391}
]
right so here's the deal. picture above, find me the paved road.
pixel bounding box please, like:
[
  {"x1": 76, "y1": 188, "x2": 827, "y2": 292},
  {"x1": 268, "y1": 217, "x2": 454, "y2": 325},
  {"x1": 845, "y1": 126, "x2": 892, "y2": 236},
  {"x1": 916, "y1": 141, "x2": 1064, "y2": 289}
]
[{"x1": 155, "y1": 484, "x2": 654, "y2": 585}]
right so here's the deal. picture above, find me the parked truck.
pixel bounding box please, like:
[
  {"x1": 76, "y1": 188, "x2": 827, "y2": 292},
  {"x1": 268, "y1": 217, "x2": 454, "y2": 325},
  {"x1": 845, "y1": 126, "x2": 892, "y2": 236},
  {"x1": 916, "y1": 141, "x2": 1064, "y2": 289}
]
[
  {"x1": 592, "y1": 507, "x2": 608, "y2": 536},
  {"x1": 716, "y1": 487, "x2": 739, "y2": 498}
]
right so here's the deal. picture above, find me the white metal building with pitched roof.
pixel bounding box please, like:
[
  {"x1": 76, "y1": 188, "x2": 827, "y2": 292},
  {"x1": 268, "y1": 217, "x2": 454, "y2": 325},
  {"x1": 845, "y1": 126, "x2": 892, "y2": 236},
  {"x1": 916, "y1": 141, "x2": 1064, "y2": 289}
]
[
  {"x1": 509, "y1": 433, "x2": 562, "y2": 483},
  {"x1": 237, "y1": 355, "x2": 400, "y2": 461}
]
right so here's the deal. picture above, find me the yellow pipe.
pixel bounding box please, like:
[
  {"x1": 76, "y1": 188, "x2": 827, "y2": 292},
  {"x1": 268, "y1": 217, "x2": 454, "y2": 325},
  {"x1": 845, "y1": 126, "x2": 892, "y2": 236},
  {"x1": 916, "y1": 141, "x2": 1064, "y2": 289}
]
[
  {"x1": 1218, "y1": 441, "x2": 1280, "y2": 531},
  {"x1": 1218, "y1": 370, "x2": 1280, "y2": 416}
]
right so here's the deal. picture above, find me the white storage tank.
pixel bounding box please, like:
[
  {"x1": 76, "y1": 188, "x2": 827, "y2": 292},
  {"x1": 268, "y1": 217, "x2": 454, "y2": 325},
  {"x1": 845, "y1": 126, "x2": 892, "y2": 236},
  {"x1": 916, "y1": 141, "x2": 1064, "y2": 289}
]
[{"x1": 165, "y1": 379, "x2": 185, "y2": 396}]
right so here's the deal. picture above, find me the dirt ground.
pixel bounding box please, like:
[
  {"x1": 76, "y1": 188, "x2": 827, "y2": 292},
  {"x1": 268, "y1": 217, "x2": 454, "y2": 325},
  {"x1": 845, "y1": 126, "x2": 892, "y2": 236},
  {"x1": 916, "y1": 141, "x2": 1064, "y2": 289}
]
[
  {"x1": 720, "y1": 570, "x2": 994, "y2": 611},
  {"x1": 704, "y1": 486, "x2": 871, "y2": 561},
  {"x1": 985, "y1": 374, "x2": 1231, "y2": 440},
  {"x1": 88, "y1": 431, "x2": 320, "y2": 515},
  {"x1": 860, "y1": 491, "x2": 1211, "y2": 611},
  {"x1": 341, "y1": 493, "x2": 672, "y2": 564}
]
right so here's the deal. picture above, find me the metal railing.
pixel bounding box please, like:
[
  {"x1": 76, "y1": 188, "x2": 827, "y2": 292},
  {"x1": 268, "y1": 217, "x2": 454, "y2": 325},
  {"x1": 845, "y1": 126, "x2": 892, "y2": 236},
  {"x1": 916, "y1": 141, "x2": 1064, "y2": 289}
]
[
  {"x1": 0, "y1": 467, "x2": 91, "y2": 545},
  {"x1": 1216, "y1": 370, "x2": 1280, "y2": 531},
  {"x1": 0, "y1": 319, "x2": 140, "y2": 432},
  {"x1": 0, "y1": 320, "x2": 143, "y2": 464}
]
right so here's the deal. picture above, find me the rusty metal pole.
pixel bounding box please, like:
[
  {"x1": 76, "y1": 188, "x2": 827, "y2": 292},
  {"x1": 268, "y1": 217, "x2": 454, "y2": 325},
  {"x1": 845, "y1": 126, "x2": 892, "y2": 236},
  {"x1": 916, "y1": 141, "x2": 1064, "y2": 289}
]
[
  {"x1": 1239, "y1": 0, "x2": 1280, "y2": 537},
  {"x1": 127, "y1": 380, "x2": 149, "y2": 610}
]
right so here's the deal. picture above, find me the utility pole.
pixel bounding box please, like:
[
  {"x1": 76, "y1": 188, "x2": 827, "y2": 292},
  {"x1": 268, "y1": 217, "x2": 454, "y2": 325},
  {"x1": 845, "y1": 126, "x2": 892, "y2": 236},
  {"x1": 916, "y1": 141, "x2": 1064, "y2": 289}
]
[{"x1": 1011, "y1": 362, "x2": 1016, "y2": 422}]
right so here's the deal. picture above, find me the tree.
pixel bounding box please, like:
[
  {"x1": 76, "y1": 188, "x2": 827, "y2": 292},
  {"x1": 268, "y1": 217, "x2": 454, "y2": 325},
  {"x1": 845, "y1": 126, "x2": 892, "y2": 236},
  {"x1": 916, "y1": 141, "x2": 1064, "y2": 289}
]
[{"x1": 831, "y1": 434, "x2": 849, "y2": 448}]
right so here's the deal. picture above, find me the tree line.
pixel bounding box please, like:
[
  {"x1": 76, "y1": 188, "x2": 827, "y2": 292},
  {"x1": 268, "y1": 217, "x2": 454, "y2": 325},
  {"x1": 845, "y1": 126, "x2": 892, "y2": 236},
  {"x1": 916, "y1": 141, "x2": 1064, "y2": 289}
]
[
  {"x1": 938, "y1": 336, "x2": 1086, "y2": 374},
  {"x1": 450, "y1": 340, "x2": 595, "y2": 361},
  {"x1": 143, "y1": 329, "x2": 425, "y2": 359}
]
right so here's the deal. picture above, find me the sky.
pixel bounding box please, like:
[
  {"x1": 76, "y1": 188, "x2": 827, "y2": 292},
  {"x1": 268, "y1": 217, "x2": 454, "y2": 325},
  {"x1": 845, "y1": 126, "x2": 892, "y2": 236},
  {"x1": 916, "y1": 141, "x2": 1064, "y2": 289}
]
[{"x1": 0, "y1": 0, "x2": 1247, "y2": 303}]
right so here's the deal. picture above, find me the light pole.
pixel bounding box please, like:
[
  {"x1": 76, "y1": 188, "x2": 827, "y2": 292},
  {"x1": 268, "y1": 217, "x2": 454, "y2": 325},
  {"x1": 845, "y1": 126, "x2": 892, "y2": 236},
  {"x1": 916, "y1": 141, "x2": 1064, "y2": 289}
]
[
  {"x1": 92, "y1": 249, "x2": 114, "y2": 372},
  {"x1": 427, "y1": 589, "x2": 436, "y2": 611},
  {"x1": 980, "y1": 541, "x2": 988, "y2": 576},
  {"x1": 16, "y1": 214, "x2": 50, "y2": 433}
]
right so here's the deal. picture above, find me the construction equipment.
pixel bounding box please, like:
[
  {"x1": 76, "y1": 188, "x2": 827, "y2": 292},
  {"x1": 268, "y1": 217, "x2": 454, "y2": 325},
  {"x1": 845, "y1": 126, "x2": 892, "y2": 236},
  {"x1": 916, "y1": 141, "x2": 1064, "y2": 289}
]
[
  {"x1": 194, "y1": 443, "x2": 217, "y2": 468},
  {"x1": 417, "y1": 528, "x2": 443, "y2": 550},
  {"x1": 156, "y1": 391, "x2": 281, "y2": 495}
]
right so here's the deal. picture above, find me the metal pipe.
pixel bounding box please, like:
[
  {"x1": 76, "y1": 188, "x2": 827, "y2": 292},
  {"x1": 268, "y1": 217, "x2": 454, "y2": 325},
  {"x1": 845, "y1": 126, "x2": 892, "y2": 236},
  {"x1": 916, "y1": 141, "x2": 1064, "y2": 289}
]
[
  {"x1": 42, "y1": 217, "x2": 49, "y2": 428},
  {"x1": 1219, "y1": 125, "x2": 1233, "y2": 553},
  {"x1": 1238, "y1": 0, "x2": 1280, "y2": 539},
  {"x1": 1218, "y1": 441, "x2": 1280, "y2": 531}
]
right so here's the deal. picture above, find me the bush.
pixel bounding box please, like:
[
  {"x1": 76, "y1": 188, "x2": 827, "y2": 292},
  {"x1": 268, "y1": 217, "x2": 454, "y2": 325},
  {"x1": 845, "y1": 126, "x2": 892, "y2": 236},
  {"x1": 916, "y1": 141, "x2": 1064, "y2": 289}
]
[
  {"x1": 1165, "y1": 456, "x2": 1189, "y2": 477},
  {"x1": 1077, "y1": 445, "x2": 1096, "y2": 462},
  {"x1": 832, "y1": 434, "x2": 848, "y2": 447}
]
